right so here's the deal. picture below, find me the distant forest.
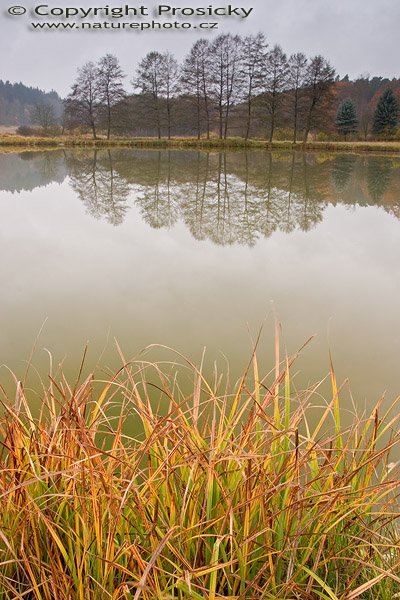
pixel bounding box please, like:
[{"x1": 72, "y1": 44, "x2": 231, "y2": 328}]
[
  {"x1": 0, "y1": 80, "x2": 63, "y2": 126},
  {"x1": 2, "y1": 33, "x2": 400, "y2": 140}
]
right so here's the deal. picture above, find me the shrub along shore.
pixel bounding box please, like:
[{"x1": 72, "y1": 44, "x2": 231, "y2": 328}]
[
  {"x1": 0, "y1": 345, "x2": 399, "y2": 599},
  {"x1": 1, "y1": 134, "x2": 400, "y2": 154}
]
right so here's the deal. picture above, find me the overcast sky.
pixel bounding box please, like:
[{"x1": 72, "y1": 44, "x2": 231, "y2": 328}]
[{"x1": 1, "y1": 0, "x2": 399, "y2": 96}]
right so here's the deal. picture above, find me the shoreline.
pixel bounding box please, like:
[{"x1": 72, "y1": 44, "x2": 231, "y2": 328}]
[{"x1": 1, "y1": 135, "x2": 400, "y2": 154}]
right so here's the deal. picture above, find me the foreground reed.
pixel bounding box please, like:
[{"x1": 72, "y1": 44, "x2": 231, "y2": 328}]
[{"x1": 0, "y1": 345, "x2": 399, "y2": 599}]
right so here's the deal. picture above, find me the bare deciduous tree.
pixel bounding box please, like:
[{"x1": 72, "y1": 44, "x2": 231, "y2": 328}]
[
  {"x1": 209, "y1": 34, "x2": 244, "y2": 139},
  {"x1": 133, "y1": 52, "x2": 165, "y2": 139},
  {"x1": 163, "y1": 52, "x2": 179, "y2": 140},
  {"x1": 97, "y1": 54, "x2": 126, "y2": 140},
  {"x1": 181, "y1": 39, "x2": 212, "y2": 139},
  {"x1": 241, "y1": 32, "x2": 268, "y2": 140},
  {"x1": 263, "y1": 45, "x2": 289, "y2": 142},
  {"x1": 288, "y1": 52, "x2": 308, "y2": 143},
  {"x1": 134, "y1": 51, "x2": 178, "y2": 139},
  {"x1": 66, "y1": 61, "x2": 101, "y2": 139},
  {"x1": 303, "y1": 55, "x2": 336, "y2": 143},
  {"x1": 31, "y1": 103, "x2": 57, "y2": 135}
]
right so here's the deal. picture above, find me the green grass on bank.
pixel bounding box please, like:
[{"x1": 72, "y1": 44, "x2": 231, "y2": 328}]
[
  {"x1": 1, "y1": 134, "x2": 400, "y2": 154},
  {"x1": 0, "y1": 343, "x2": 400, "y2": 599}
]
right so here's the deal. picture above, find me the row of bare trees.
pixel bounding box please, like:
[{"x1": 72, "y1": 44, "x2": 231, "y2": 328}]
[{"x1": 65, "y1": 34, "x2": 336, "y2": 141}]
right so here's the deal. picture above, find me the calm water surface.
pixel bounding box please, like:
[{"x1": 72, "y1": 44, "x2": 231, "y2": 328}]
[{"x1": 1, "y1": 149, "x2": 400, "y2": 408}]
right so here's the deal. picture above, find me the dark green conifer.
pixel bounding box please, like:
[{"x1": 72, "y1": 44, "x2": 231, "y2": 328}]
[
  {"x1": 335, "y1": 99, "x2": 358, "y2": 138},
  {"x1": 372, "y1": 88, "x2": 399, "y2": 135}
]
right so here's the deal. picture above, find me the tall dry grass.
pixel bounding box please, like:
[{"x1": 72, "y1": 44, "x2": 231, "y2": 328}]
[{"x1": 0, "y1": 342, "x2": 399, "y2": 599}]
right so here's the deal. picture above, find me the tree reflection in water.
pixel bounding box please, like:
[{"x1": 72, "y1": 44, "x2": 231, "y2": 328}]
[
  {"x1": 1, "y1": 149, "x2": 400, "y2": 244},
  {"x1": 68, "y1": 150, "x2": 131, "y2": 226},
  {"x1": 366, "y1": 157, "x2": 393, "y2": 202}
]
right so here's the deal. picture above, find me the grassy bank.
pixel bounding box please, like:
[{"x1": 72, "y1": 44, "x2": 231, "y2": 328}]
[
  {"x1": 0, "y1": 345, "x2": 399, "y2": 599},
  {"x1": 1, "y1": 134, "x2": 400, "y2": 154}
]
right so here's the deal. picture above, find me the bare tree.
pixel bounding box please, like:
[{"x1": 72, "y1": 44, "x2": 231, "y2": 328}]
[
  {"x1": 31, "y1": 103, "x2": 57, "y2": 135},
  {"x1": 241, "y1": 33, "x2": 268, "y2": 140},
  {"x1": 288, "y1": 53, "x2": 308, "y2": 143},
  {"x1": 134, "y1": 51, "x2": 179, "y2": 139},
  {"x1": 209, "y1": 34, "x2": 244, "y2": 139},
  {"x1": 263, "y1": 45, "x2": 289, "y2": 142},
  {"x1": 66, "y1": 61, "x2": 101, "y2": 139},
  {"x1": 163, "y1": 52, "x2": 179, "y2": 140},
  {"x1": 97, "y1": 54, "x2": 126, "y2": 140},
  {"x1": 302, "y1": 55, "x2": 335, "y2": 143},
  {"x1": 62, "y1": 99, "x2": 81, "y2": 134},
  {"x1": 134, "y1": 52, "x2": 171, "y2": 139},
  {"x1": 181, "y1": 39, "x2": 212, "y2": 139}
]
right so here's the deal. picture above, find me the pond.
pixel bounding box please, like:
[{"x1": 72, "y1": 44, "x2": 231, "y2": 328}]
[{"x1": 1, "y1": 148, "x2": 400, "y2": 410}]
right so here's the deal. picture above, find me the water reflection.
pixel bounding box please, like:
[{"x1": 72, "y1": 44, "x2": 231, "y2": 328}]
[
  {"x1": 1, "y1": 150, "x2": 400, "y2": 245},
  {"x1": 68, "y1": 151, "x2": 131, "y2": 226},
  {"x1": 366, "y1": 158, "x2": 394, "y2": 203},
  {"x1": 331, "y1": 155, "x2": 357, "y2": 193},
  {"x1": 0, "y1": 151, "x2": 67, "y2": 192},
  {"x1": 1, "y1": 148, "x2": 400, "y2": 410}
]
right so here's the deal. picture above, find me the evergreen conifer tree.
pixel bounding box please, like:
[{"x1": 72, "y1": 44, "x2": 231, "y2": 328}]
[
  {"x1": 372, "y1": 89, "x2": 399, "y2": 135},
  {"x1": 335, "y1": 99, "x2": 358, "y2": 138}
]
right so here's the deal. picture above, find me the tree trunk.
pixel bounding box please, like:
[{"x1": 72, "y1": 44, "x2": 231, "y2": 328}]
[
  {"x1": 197, "y1": 94, "x2": 201, "y2": 140},
  {"x1": 245, "y1": 97, "x2": 252, "y2": 140},
  {"x1": 167, "y1": 100, "x2": 171, "y2": 140},
  {"x1": 153, "y1": 94, "x2": 161, "y2": 139},
  {"x1": 202, "y1": 77, "x2": 210, "y2": 140},
  {"x1": 224, "y1": 109, "x2": 229, "y2": 139},
  {"x1": 107, "y1": 104, "x2": 111, "y2": 140},
  {"x1": 293, "y1": 89, "x2": 299, "y2": 143},
  {"x1": 303, "y1": 98, "x2": 317, "y2": 145},
  {"x1": 269, "y1": 114, "x2": 275, "y2": 143},
  {"x1": 303, "y1": 115, "x2": 311, "y2": 144}
]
